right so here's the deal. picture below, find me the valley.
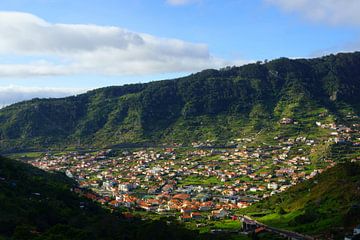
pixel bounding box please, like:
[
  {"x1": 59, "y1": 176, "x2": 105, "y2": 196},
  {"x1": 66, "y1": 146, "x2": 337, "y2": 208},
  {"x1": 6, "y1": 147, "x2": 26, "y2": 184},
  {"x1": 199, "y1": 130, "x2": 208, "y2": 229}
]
[
  {"x1": 2, "y1": 1, "x2": 360, "y2": 239},
  {"x1": 2, "y1": 52, "x2": 360, "y2": 239},
  {"x1": 8, "y1": 110, "x2": 360, "y2": 238}
]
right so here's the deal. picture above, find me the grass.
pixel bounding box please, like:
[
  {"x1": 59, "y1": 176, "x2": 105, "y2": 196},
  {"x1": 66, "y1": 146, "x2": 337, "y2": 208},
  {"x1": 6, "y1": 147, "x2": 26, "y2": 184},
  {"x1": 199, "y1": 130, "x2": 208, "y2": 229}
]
[
  {"x1": 239, "y1": 162, "x2": 360, "y2": 237},
  {"x1": 5, "y1": 151, "x2": 45, "y2": 159},
  {"x1": 214, "y1": 220, "x2": 242, "y2": 230},
  {"x1": 179, "y1": 176, "x2": 221, "y2": 186}
]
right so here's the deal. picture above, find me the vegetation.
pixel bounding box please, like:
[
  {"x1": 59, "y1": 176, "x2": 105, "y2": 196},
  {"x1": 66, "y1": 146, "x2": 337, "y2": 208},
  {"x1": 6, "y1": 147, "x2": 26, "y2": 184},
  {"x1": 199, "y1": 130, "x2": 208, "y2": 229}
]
[
  {"x1": 1, "y1": 51, "x2": 360, "y2": 239},
  {"x1": 1, "y1": 52, "x2": 360, "y2": 151},
  {"x1": 239, "y1": 162, "x2": 360, "y2": 239},
  {"x1": 0, "y1": 156, "x2": 234, "y2": 240}
]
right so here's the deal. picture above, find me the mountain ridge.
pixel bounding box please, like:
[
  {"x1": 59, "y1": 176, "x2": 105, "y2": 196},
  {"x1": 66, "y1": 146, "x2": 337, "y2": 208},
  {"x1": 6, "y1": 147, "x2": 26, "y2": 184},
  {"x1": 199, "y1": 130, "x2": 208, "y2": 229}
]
[{"x1": 1, "y1": 52, "x2": 360, "y2": 151}]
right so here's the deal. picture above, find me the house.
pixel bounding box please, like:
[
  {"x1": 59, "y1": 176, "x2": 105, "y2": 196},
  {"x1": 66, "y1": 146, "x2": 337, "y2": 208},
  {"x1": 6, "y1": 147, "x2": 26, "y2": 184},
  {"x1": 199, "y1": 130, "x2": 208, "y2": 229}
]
[
  {"x1": 190, "y1": 212, "x2": 202, "y2": 220},
  {"x1": 156, "y1": 206, "x2": 168, "y2": 212},
  {"x1": 237, "y1": 202, "x2": 250, "y2": 208},
  {"x1": 199, "y1": 201, "x2": 213, "y2": 211},
  {"x1": 354, "y1": 225, "x2": 360, "y2": 236},
  {"x1": 180, "y1": 207, "x2": 193, "y2": 214},
  {"x1": 195, "y1": 193, "x2": 210, "y2": 202},
  {"x1": 179, "y1": 214, "x2": 192, "y2": 222},
  {"x1": 109, "y1": 200, "x2": 120, "y2": 207},
  {"x1": 344, "y1": 225, "x2": 360, "y2": 240},
  {"x1": 210, "y1": 208, "x2": 229, "y2": 219},
  {"x1": 173, "y1": 193, "x2": 190, "y2": 201},
  {"x1": 119, "y1": 183, "x2": 136, "y2": 192},
  {"x1": 162, "y1": 184, "x2": 174, "y2": 193},
  {"x1": 267, "y1": 182, "x2": 278, "y2": 190},
  {"x1": 249, "y1": 187, "x2": 257, "y2": 192}
]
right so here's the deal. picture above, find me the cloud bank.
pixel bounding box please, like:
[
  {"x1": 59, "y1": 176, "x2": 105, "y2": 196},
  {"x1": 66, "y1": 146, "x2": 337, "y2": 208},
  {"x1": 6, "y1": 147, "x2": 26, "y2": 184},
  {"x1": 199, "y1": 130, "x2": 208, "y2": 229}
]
[
  {"x1": 0, "y1": 85, "x2": 86, "y2": 108},
  {"x1": 0, "y1": 11, "x2": 237, "y2": 77},
  {"x1": 166, "y1": 0, "x2": 201, "y2": 6},
  {"x1": 266, "y1": 0, "x2": 360, "y2": 26}
]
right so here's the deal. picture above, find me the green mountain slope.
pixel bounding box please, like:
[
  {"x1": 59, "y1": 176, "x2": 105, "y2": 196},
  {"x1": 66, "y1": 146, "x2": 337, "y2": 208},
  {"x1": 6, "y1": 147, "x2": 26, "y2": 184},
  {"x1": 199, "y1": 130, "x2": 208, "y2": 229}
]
[
  {"x1": 239, "y1": 162, "x2": 360, "y2": 239},
  {"x1": 0, "y1": 156, "x2": 218, "y2": 240},
  {"x1": 1, "y1": 52, "x2": 360, "y2": 150}
]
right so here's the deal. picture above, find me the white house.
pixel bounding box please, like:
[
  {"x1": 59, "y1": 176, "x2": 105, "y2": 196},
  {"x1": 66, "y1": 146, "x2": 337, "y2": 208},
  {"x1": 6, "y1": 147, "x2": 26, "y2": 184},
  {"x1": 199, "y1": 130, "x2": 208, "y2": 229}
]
[{"x1": 354, "y1": 225, "x2": 360, "y2": 235}]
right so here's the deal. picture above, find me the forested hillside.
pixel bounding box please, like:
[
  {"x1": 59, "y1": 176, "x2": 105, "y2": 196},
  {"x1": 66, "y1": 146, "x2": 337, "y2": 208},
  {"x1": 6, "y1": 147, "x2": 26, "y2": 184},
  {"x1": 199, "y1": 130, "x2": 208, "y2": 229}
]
[
  {"x1": 1, "y1": 52, "x2": 360, "y2": 150},
  {"x1": 0, "y1": 156, "x2": 219, "y2": 240},
  {"x1": 240, "y1": 162, "x2": 360, "y2": 239}
]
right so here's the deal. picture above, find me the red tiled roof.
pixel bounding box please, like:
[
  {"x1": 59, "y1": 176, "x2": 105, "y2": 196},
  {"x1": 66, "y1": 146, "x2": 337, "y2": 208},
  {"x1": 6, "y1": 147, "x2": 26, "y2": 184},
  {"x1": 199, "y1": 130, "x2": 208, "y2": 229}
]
[{"x1": 173, "y1": 193, "x2": 190, "y2": 200}]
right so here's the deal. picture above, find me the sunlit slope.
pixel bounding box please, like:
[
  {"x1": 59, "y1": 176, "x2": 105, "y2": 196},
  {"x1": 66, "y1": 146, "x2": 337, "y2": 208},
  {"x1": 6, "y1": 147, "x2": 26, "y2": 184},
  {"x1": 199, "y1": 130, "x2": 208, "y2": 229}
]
[{"x1": 1, "y1": 52, "x2": 360, "y2": 150}]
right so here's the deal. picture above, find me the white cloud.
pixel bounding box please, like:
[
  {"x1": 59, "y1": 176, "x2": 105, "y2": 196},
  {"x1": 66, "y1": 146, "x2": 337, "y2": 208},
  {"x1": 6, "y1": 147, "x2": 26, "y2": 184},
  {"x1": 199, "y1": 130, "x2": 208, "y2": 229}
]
[
  {"x1": 166, "y1": 0, "x2": 201, "y2": 6},
  {"x1": 0, "y1": 62, "x2": 72, "y2": 77},
  {"x1": 266, "y1": 0, "x2": 360, "y2": 26},
  {"x1": 0, "y1": 85, "x2": 86, "y2": 108},
  {"x1": 0, "y1": 11, "x2": 239, "y2": 77}
]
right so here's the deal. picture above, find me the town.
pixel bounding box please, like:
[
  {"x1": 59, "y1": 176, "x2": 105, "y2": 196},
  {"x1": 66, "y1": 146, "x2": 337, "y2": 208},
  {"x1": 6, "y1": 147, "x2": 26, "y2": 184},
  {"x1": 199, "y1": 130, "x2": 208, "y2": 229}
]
[{"x1": 24, "y1": 115, "x2": 360, "y2": 228}]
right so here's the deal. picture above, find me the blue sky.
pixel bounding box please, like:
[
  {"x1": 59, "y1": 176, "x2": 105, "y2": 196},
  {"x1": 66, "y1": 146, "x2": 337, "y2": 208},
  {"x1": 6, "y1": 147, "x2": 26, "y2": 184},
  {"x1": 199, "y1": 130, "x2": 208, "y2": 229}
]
[{"x1": 0, "y1": 0, "x2": 360, "y2": 106}]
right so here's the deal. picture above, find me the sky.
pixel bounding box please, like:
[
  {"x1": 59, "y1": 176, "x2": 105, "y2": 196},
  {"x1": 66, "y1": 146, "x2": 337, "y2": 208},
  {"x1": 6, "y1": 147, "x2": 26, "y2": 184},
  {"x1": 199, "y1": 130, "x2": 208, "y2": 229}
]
[{"x1": 1, "y1": 0, "x2": 360, "y2": 107}]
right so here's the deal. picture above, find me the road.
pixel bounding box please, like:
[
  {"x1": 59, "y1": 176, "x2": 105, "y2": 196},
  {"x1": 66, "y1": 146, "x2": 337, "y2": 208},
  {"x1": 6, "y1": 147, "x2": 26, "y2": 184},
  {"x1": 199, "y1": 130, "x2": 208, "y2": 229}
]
[{"x1": 241, "y1": 215, "x2": 315, "y2": 240}]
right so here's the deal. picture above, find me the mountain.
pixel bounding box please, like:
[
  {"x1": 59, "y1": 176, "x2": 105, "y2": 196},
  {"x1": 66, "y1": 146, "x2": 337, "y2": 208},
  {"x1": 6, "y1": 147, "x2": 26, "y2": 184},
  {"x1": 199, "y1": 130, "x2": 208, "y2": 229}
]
[
  {"x1": 239, "y1": 162, "x2": 360, "y2": 239},
  {"x1": 1, "y1": 52, "x2": 360, "y2": 151},
  {"x1": 0, "y1": 156, "x2": 227, "y2": 240}
]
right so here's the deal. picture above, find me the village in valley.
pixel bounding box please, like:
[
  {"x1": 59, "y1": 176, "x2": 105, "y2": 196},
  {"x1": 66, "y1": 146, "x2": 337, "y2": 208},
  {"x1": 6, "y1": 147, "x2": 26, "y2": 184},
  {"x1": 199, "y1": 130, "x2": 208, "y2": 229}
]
[{"x1": 22, "y1": 114, "x2": 360, "y2": 232}]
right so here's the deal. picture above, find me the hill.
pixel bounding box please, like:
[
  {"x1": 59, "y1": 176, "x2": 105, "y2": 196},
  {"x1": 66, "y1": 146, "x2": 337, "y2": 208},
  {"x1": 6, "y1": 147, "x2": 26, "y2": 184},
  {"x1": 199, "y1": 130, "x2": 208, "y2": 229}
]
[
  {"x1": 1, "y1": 52, "x2": 360, "y2": 151},
  {"x1": 239, "y1": 162, "x2": 360, "y2": 239},
  {"x1": 0, "y1": 156, "x2": 222, "y2": 240}
]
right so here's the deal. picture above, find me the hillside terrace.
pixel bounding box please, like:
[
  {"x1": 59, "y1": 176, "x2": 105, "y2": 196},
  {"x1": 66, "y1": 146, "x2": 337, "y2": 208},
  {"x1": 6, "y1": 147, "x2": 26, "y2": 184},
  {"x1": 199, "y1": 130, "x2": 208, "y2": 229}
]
[{"x1": 25, "y1": 117, "x2": 360, "y2": 221}]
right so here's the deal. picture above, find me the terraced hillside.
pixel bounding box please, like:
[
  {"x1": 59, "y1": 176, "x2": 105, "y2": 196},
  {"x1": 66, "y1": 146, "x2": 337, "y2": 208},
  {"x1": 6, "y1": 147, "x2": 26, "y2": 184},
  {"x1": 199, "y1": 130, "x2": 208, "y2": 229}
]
[
  {"x1": 1, "y1": 52, "x2": 360, "y2": 151},
  {"x1": 239, "y1": 162, "x2": 360, "y2": 239}
]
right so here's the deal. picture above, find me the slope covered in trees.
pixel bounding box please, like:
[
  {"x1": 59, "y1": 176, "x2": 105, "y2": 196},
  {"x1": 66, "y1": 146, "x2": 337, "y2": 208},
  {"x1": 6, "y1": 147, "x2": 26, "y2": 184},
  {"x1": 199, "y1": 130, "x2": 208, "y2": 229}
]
[
  {"x1": 1, "y1": 52, "x2": 360, "y2": 150},
  {"x1": 0, "y1": 156, "x2": 223, "y2": 240},
  {"x1": 239, "y1": 162, "x2": 360, "y2": 239}
]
